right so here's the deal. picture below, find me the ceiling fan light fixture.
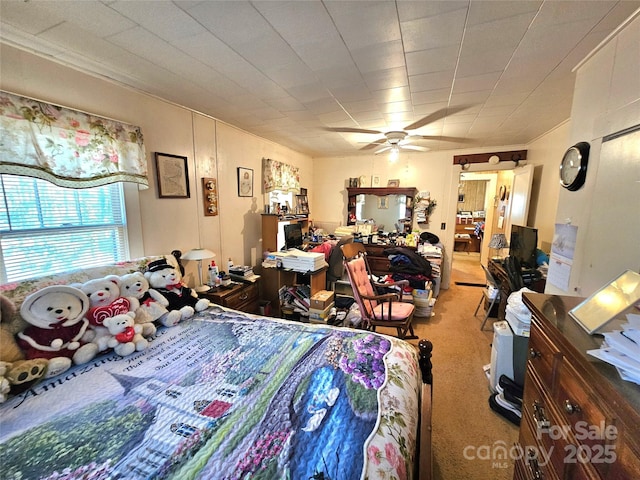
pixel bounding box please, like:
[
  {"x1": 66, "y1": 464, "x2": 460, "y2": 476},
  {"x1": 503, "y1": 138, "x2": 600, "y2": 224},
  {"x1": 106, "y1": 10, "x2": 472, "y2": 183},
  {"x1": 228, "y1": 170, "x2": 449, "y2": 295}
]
[{"x1": 389, "y1": 146, "x2": 400, "y2": 162}]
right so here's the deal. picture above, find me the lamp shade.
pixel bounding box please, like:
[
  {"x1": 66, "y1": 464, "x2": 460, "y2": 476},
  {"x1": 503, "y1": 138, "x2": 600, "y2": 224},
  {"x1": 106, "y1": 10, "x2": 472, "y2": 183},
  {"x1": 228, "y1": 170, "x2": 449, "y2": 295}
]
[
  {"x1": 488, "y1": 233, "x2": 509, "y2": 249},
  {"x1": 182, "y1": 248, "x2": 216, "y2": 261}
]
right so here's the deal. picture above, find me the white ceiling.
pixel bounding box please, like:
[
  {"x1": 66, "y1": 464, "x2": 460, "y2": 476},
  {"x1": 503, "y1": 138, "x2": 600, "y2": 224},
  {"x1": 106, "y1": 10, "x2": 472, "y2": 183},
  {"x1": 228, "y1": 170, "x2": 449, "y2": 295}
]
[{"x1": 1, "y1": 0, "x2": 638, "y2": 157}]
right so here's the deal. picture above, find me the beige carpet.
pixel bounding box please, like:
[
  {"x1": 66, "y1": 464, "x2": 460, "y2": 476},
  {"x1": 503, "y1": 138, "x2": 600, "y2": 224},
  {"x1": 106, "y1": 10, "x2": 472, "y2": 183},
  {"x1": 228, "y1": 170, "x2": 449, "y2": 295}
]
[{"x1": 376, "y1": 252, "x2": 519, "y2": 479}]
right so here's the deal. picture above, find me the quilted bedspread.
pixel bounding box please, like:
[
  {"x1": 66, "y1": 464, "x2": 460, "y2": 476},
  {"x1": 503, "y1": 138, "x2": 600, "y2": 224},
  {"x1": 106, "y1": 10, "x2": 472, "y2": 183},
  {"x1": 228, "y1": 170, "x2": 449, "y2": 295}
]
[{"x1": 0, "y1": 306, "x2": 420, "y2": 480}]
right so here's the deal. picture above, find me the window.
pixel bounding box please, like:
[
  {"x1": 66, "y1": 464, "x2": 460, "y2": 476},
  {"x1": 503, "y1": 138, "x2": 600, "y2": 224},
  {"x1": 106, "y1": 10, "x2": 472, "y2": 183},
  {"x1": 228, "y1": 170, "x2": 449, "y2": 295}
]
[{"x1": 0, "y1": 175, "x2": 128, "y2": 282}]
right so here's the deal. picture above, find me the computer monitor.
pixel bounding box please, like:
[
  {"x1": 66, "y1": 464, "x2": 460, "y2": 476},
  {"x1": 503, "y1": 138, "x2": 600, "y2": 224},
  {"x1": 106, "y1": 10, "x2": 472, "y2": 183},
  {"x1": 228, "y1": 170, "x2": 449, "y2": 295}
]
[
  {"x1": 509, "y1": 225, "x2": 538, "y2": 270},
  {"x1": 284, "y1": 223, "x2": 303, "y2": 250}
]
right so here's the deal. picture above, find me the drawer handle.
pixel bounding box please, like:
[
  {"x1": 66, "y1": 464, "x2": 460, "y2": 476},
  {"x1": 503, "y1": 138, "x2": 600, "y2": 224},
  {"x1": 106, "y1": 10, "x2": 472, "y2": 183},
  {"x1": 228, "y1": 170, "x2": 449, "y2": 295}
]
[
  {"x1": 532, "y1": 401, "x2": 550, "y2": 429},
  {"x1": 239, "y1": 293, "x2": 248, "y2": 301},
  {"x1": 527, "y1": 448, "x2": 544, "y2": 479},
  {"x1": 529, "y1": 348, "x2": 541, "y2": 359},
  {"x1": 564, "y1": 399, "x2": 581, "y2": 415}
]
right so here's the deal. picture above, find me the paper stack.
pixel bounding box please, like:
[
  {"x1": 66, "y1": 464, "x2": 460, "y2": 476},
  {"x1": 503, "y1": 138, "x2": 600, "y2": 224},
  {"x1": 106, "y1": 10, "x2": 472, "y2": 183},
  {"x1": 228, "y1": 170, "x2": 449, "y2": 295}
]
[
  {"x1": 278, "y1": 249, "x2": 326, "y2": 272},
  {"x1": 229, "y1": 265, "x2": 258, "y2": 283},
  {"x1": 587, "y1": 313, "x2": 640, "y2": 385}
]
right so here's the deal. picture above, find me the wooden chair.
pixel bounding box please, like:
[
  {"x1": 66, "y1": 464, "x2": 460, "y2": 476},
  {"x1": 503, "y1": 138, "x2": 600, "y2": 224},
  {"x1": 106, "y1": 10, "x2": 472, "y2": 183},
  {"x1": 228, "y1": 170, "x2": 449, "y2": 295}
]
[
  {"x1": 473, "y1": 264, "x2": 500, "y2": 330},
  {"x1": 341, "y1": 242, "x2": 417, "y2": 339}
]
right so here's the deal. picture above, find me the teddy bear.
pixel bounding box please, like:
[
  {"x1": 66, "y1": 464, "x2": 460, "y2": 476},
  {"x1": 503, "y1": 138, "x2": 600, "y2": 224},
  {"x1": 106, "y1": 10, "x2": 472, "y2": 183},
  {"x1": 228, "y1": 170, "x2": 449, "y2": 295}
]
[
  {"x1": 17, "y1": 286, "x2": 99, "y2": 378},
  {"x1": 71, "y1": 275, "x2": 140, "y2": 352},
  {"x1": 119, "y1": 272, "x2": 181, "y2": 330},
  {"x1": 0, "y1": 294, "x2": 49, "y2": 402},
  {"x1": 102, "y1": 314, "x2": 148, "y2": 356},
  {"x1": 144, "y1": 258, "x2": 210, "y2": 320}
]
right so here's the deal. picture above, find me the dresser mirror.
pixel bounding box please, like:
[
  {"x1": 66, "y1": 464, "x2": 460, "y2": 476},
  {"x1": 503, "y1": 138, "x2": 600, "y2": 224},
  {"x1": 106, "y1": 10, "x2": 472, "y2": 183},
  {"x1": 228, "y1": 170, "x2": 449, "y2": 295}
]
[{"x1": 347, "y1": 187, "x2": 417, "y2": 233}]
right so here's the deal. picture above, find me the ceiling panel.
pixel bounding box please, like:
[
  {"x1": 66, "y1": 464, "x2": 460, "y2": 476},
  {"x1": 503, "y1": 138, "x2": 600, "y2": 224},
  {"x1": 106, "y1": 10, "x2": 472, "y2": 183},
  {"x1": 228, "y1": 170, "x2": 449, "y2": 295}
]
[{"x1": 0, "y1": 0, "x2": 638, "y2": 157}]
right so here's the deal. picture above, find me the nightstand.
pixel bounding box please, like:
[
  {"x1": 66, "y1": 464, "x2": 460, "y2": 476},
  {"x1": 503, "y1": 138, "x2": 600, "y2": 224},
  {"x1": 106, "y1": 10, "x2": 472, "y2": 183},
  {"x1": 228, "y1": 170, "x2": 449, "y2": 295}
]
[{"x1": 199, "y1": 280, "x2": 260, "y2": 314}]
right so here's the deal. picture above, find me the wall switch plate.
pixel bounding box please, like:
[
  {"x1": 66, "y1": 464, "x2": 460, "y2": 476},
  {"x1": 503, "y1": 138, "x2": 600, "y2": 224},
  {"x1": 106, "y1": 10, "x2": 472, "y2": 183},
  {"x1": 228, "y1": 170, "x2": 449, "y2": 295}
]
[{"x1": 441, "y1": 222, "x2": 446, "y2": 230}]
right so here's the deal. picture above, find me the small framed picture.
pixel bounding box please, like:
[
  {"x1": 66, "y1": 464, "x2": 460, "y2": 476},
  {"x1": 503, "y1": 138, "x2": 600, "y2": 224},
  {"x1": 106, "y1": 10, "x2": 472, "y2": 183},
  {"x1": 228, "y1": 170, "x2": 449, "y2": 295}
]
[
  {"x1": 387, "y1": 179, "x2": 400, "y2": 188},
  {"x1": 237, "y1": 167, "x2": 253, "y2": 197},
  {"x1": 371, "y1": 175, "x2": 381, "y2": 187},
  {"x1": 155, "y1": 152, "x2": 190, "y2": 198},
  {"x1": 378, "y1": 197, "x2": 389, "y2": 209}
]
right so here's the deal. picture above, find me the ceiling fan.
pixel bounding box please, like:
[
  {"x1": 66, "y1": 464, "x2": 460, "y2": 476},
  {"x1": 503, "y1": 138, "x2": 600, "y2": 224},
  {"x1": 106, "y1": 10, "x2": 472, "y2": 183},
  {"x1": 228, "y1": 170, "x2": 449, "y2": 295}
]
[{"x1": 324, "y1": 106, "x2": 471, "y2": 154}]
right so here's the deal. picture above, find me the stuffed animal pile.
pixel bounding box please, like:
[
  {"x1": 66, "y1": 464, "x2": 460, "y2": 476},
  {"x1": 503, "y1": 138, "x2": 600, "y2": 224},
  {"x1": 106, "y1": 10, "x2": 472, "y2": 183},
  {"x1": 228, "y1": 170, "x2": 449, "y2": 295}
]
[
  {"x1": 0, "y1": 295, "x2": 48, "y2": 402},
  {"x1": 0, "y1": 255, "x2": 213, "y2": 402}
]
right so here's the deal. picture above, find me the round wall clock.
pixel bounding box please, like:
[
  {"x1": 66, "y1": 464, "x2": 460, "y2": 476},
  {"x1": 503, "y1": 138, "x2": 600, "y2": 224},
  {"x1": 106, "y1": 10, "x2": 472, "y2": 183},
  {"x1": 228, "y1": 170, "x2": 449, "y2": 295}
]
[{"x1": 560, "y1": 141, "x2": 590, "y2": 191}]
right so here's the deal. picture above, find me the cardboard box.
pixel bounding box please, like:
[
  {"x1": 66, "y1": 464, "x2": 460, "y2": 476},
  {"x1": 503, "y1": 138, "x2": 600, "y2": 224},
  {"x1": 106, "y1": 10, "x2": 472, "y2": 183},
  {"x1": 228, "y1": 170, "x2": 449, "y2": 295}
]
[
  {"x1": 308, "y1": 302, "x2": 334, "y2": 323},
  {"x1": 310, "y1": 290, "x2": 335, "y2": 310}
]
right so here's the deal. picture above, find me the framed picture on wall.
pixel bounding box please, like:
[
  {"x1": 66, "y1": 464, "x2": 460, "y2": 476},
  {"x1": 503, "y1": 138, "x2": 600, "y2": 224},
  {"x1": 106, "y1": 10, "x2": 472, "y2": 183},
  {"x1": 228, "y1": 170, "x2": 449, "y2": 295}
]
[
  {"x1": 387, "y1": 179, "x2": 400, "y2": 187},
  {"x1": 371, "y1": 175, "x2": 381, "y2": 187},
  {"x1": 155, "y1": 152, "x2": 190, "y2": 198},
  {"x1": 378, "y1": 197, "x2": 389, "y2": 209},
  {"x1": 237, "y1": 167, "x2": 253, "y2": 197}
]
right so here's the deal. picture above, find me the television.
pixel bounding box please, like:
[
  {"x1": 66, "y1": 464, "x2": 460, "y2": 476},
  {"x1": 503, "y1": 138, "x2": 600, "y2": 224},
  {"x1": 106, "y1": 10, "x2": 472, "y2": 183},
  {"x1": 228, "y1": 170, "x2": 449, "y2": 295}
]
[
  {"x1": 284, "y1": 223, "x2": 303, "y2": 250},
  {"x1": 509, "y1": 225, "x2": 538, "y2": 270}
]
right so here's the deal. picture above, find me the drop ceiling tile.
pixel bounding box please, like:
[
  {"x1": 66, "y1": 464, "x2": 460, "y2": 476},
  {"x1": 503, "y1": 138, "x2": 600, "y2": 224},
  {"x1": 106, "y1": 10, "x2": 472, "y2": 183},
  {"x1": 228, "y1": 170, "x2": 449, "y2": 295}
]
[
  {"x1": 405, "y1": 46, "x2": 460, "y2": 76},
  {"x1": 325, "y1": 1, "x2": 401, "y2": 50},
  {"x1": 453, "y1": 72, "x2": 502, "y2": 94},
  {"x1": 371, "y1": 86, "x2": 411, "y2": 104},
  {"x1": 110, "y1": 0, "x2": 206, "y2": 42},
  {"x1": 39, "y1": 0, "x2": 136, "y2": 38},
  {"x1": 408, "y1": 70, "x2": 455, "y2": 93},
  {"x1": 352, "y1": 40, "x2": 406, "y2": 73},
  {"x1": 397, "y1": 1, "x2": 468, "y2": 23},
  {"x1": 411, "y1": 90, "x2": 450, "y2": 105},
  {"x1": 363, "y1": 67, "x2": 409, "y2": 91},
  {"x1": 400, "y1": 8, "x2": 467, "y2": 52},
  {"x1": 0, "y1": 1, "x2": 66, "y2": 34}
]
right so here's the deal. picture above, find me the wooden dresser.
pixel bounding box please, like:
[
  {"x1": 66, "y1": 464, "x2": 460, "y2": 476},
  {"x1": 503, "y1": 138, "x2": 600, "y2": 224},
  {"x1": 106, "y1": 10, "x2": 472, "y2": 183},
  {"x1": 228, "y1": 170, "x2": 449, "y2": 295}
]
[
  {"x1": 200, "y1": 280, "x2": 260, "y2": 314},
  {"x1": 514, "y1": 293, "x2": 640, "y2": 480}
]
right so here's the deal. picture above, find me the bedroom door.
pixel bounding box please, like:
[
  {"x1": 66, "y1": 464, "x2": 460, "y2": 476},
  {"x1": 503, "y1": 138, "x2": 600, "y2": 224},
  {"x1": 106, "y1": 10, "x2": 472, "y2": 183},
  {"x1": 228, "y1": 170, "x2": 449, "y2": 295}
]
[{"x1": 505, "y1": 164, "x2": 534, "y2": 236}]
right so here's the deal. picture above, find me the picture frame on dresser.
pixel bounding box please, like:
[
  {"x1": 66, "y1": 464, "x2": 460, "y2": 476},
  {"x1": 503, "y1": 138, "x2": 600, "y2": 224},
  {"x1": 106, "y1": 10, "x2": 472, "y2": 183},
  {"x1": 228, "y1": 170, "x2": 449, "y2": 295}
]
[{"x1": 155, "y1": 152, "x2": 190, "y2": 198}]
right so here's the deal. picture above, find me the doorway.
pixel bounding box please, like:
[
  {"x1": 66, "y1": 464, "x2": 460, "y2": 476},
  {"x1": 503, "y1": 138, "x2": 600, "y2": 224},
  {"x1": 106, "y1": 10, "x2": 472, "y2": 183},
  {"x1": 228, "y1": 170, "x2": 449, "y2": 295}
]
[{"x1": 450, "y1": 165, "x2": 534, "y2": 281}]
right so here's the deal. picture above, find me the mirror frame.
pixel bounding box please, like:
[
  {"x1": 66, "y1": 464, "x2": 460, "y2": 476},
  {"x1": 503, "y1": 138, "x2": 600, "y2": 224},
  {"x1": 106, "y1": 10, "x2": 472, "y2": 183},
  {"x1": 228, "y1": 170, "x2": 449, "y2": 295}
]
[{"x1": 347, "y1": 187, "x2": 418, "y2": 232}]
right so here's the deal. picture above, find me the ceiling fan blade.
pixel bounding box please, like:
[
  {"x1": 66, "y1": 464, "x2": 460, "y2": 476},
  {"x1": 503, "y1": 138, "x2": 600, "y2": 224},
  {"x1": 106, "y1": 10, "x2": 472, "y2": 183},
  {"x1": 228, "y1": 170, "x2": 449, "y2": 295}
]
[
  {"x1": 407, "y1": 134, "x2": 472, "y2": 143},
  {"x1": 403, "y1": 105, "x2": 470, "y2": 131},
  {"x1": 374, "y1": 146, "x2": 393, "y2": 155},
  {"x1": 400, "y1": 145, "x2": 429, "y2": 152},
  {"x1": 323, "y1": 127, "x2": 383, "y2": 134}
]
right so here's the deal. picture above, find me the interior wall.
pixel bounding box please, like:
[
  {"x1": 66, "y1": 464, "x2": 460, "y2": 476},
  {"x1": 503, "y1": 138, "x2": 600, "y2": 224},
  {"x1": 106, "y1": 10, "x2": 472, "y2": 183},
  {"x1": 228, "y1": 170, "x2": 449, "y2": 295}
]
[
  {"x1": 547, "y1": 13, "x2": 640, "y2": 296},
  {"x1": 0, "y1": 44, "x2": 313, "y2": 286}
]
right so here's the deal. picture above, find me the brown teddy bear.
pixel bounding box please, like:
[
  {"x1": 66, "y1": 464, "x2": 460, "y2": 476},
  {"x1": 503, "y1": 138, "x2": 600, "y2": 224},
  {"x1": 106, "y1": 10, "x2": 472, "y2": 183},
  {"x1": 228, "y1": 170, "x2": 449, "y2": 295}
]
[{"x1": 0, "y1": 294, "x2": 48, "y2": 402}]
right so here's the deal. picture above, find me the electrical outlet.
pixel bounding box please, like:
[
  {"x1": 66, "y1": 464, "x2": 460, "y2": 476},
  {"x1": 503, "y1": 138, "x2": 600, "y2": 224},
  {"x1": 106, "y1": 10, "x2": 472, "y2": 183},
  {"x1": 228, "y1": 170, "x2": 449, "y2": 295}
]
[{"x1": 441, "y1": 222, "x2": 446, "y2": 230}]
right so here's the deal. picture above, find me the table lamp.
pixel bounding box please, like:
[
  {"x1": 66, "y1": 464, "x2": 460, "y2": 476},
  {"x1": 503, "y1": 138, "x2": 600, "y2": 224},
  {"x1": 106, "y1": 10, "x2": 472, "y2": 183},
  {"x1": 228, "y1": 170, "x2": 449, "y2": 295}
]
[
  {"x1": 488, "y1": 233, "x2": 509, "y2": 261},
  {"x1": 181, "y1": 248, "x2": 216, "y2": 292}
]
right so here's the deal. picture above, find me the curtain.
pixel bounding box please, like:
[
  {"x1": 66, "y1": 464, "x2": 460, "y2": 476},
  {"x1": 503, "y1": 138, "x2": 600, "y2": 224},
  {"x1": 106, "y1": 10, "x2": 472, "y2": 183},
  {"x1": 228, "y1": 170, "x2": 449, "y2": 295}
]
[
  {"x1": 0, "y1": 91, "x2": 148, "y2": 188},
  {"x1": 262, "y1": 157, "x2": 300, "y2": 193}
]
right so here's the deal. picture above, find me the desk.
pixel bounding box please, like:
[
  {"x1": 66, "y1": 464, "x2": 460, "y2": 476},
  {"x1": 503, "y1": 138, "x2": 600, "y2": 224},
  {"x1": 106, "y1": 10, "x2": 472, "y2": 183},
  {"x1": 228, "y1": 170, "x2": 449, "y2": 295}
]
[{"x1": 259, "y1": 266, "x2": 327, "y2": 318}]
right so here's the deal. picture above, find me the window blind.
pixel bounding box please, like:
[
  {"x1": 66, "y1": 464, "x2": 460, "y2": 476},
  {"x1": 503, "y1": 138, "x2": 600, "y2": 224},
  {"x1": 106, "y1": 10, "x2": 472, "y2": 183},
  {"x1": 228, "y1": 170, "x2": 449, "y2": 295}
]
[{"x1": 0, "y1": 175, "x2": 128, "y2": 282}]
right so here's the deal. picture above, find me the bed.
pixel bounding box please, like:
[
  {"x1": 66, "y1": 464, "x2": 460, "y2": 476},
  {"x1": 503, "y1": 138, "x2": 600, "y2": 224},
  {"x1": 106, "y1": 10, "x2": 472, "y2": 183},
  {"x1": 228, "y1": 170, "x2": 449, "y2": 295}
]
[{"x1": 0, "y1": 255, "x2": 432, "y2": 480}]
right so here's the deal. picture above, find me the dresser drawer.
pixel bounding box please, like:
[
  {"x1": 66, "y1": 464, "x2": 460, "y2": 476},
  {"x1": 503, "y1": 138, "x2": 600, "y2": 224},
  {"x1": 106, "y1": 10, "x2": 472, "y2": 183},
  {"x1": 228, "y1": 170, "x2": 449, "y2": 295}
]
[
  {"x1": 516, "y1": 398, "x2": 561, "y2": 480},
  {"x1": 527, "y1": 324, "x2": 561, "y2": 391},
  {"x1": 224, "y1": 282, "x2": 259, "y2": 310},
  {"x1": 522, "y1": 370, "x2": 572, "y2": 477}
]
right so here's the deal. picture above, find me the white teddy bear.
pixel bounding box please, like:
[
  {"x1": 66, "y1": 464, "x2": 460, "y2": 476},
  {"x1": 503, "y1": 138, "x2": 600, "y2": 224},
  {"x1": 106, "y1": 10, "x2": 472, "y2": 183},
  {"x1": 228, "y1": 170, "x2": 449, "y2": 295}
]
[
  {"x1": 144, "y1": 259, "x2": 210, "y2": 320},
  {"x1": 17, "y1": 285, "x2": 99, "y2": 377},
  {"x1": 102, "y1": 315, "x2": 148, "y2": 357},
  {"x1": 119, "y1": 272, "x2": 181, "y2": 330},
  {"x1": 72, "y1": 275, "x2": 140, "y2": 352}
]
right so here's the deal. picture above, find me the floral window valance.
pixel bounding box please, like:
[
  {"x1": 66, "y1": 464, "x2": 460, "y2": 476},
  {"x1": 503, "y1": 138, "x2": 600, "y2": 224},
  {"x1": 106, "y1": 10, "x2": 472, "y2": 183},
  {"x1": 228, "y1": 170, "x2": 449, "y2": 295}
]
[
  {"x1": 0, "y1": 91, "x2": 148, "y2": 189},
  {"x1": 262, "y1": 157, "x2": 300, "y2": 193}
]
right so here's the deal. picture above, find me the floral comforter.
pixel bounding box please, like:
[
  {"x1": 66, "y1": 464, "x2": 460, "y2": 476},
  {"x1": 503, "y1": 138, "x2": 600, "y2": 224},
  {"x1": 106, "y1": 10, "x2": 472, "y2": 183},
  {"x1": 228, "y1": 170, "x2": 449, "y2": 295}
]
[{"x1": 0, "y1": 306, "x2": 420, "y2": 480}]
